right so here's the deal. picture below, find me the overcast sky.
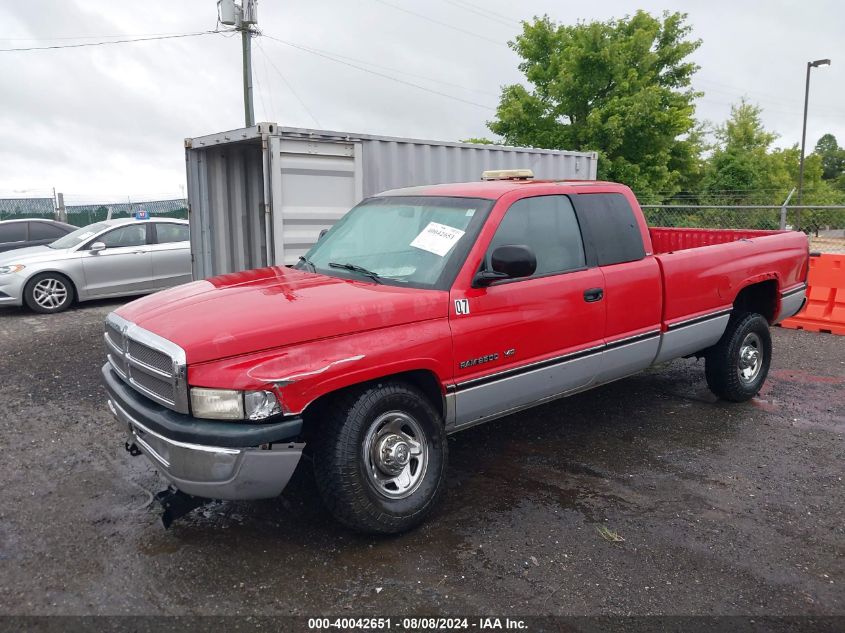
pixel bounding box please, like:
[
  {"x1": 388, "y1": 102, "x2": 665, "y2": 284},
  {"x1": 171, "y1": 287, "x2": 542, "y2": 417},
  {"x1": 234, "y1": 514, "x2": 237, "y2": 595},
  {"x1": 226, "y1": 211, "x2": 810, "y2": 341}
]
[{"x1": 1, "y1": 0, "x2": 842, "y2": 203}]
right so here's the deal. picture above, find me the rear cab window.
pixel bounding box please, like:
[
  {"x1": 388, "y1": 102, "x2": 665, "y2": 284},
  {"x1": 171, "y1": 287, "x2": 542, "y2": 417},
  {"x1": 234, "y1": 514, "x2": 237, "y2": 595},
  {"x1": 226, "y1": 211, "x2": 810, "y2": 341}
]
[{"x1": 572, "y1": 193, "x2": 646, "y2": 266}]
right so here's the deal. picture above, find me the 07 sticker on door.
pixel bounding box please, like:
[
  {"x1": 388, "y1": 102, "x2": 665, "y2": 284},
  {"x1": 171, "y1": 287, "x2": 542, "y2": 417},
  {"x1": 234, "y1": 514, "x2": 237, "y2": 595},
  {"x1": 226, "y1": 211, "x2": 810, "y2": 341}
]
[
  {"x1": 455, "y1": 299, "x2": 470, "y2": 315},
  {"x1": 410, "y1": 222, "x2": 465, "y2": 257}
]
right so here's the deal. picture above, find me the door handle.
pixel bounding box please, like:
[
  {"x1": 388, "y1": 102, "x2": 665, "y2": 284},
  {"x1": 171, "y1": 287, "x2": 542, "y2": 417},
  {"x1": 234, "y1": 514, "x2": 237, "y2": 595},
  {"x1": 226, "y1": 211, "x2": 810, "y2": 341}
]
[{"x1": 583, "y1": 287, "x2": 604, "y2": 302}]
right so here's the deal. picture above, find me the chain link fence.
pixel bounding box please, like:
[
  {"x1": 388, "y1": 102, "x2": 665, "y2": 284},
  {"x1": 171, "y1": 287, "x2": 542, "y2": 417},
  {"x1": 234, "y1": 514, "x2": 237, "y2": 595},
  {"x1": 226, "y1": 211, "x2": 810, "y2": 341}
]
[
  {"x1": 0, "y1": 197, "x2": 188, "y2": 226},
  {"x1": 642, "y1": 205, "x2": 845, "y2": 253},
  {"x1": 3, "y1": 196, "x2": 844, "y2": 253}
]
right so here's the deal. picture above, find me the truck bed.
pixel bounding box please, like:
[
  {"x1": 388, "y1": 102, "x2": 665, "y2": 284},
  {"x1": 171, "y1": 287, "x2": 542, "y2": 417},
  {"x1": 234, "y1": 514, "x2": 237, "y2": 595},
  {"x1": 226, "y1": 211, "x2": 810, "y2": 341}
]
[
  {"x1": 648, "y1": 227, "x2": 809, "y2": 327},
  {"x1": 649, "y1": 227, "x2": 785, "y2": 254}
]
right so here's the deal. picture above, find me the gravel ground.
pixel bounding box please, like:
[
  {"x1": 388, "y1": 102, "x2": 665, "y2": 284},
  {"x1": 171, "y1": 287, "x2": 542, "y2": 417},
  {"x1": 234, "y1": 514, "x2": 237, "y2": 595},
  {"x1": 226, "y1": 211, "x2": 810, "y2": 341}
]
[{"x1": 0, "y1": 299, "x2": 843, "y2": 617}]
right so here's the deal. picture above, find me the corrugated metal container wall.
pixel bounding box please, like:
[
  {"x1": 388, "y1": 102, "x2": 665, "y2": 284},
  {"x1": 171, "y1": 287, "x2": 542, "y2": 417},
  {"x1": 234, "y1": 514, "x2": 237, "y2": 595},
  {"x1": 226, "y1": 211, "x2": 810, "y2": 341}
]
[
  {"x1": 185, "y1": 138, "x2": 269, "y2": 278},
  {"x1": 185, "y1": 123, "x2": 598, "y2": 279},
  {"x1": 360, "y1": 139, "x2": 596, "y2": 196}
]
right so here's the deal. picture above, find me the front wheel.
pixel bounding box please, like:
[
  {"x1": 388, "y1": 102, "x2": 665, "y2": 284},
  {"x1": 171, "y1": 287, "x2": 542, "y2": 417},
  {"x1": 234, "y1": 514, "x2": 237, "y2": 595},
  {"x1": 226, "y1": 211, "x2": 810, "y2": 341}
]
[
  {"x1": 24, "y1": 272, "x2": 75, "y2": 313},
  {"x1": 705, "y1": 312, "x2": 772, "y2": 402},
  {"x1": 311, "y1": 382, "x2": 448, "y2": 534}
]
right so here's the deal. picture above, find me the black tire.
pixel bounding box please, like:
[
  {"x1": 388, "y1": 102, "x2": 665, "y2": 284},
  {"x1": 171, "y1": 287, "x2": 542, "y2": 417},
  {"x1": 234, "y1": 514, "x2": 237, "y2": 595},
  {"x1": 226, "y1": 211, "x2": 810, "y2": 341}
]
[
  {"x1": 705, "y1": 312, "x2": 772, "y2": 402},
  {"x1": 311, "y1": 381, "x2": 448, "y2": 534},
  {"x1": 24, "y1": 272, "x2": 75, "y2": 314}
]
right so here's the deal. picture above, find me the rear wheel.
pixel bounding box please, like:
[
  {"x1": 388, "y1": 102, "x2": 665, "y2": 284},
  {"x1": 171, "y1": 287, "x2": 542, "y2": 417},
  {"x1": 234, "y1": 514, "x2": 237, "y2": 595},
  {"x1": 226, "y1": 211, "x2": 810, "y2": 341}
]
[
  {"x1": 311, "y1": 382, "x2": 447, "y2": 534},
  {"x1": 705, "y1": 312, "x2": 772, "y2": 402},
  {"x1": 24, "y1": 273, "x2": 75, "y2": 314}
]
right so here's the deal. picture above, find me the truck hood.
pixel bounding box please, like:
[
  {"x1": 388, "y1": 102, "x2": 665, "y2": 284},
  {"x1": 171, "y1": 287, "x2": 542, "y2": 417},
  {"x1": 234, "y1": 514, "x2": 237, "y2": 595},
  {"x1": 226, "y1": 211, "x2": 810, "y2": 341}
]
[{"x1": 116, "y1": 266, "x2": 448, "y2": 364}]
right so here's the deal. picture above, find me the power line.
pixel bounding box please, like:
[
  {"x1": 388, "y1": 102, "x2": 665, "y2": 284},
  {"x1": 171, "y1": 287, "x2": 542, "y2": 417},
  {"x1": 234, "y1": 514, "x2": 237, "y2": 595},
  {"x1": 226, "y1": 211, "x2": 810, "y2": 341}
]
[
  {"x1": 449, "y1": 0, "x2": 523, "y2": 25},
  {"x1": 252, "y1": 42, "x2": 271, "y2": 123},
  {"x1": 695, "y1": 79, "x2": 842, "y2": 115},
  {"x1": 370, "y1": 0, "x2": 508, "y2": 47},
  {"x1": 0, "y1": 30, "x2": 230, "y2": 52},
  {"x1": 256, "y1": 40, "x2": 322, "y2": 127},
  {"x1": 0, "y1": 31, "x2": 210, "y2": 41},
  {"x1": 254, "y1": 39, "x2": 279, "y2": 122},
  {"x1": 440, "y1": 0, "x2": 520, "y2": 28},
  {"x1": 261, "y1": 34, "x2": 496, "y2": 111},
  {"x1": 264, "y1": 39, "x2": 499, "y2": 98}
]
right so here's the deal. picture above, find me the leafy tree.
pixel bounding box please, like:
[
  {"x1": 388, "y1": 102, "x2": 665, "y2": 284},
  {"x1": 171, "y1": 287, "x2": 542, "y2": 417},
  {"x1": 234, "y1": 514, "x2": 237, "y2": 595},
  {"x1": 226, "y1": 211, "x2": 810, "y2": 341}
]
[
  {"x1": 814, "y1": 133, "x2": 845, "y2": 181},
  {"x1": 700, "y1": 100, "x2": 791, "y2": 206},
  {"x1": 487, "y1": 11, "x2": 702, "y2": 200},
  {"x1": 460, "y1": 137, "x2": 496, "y2": 145}
]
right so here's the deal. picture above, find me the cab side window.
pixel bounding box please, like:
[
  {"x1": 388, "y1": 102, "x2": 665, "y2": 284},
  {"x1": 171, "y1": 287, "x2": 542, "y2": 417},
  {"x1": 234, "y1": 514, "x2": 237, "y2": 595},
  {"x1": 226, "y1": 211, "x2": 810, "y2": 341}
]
[
  {"x1": 96, "y1": 225, "x2": 147, "y2": 248},
  {"x1": 488, "y1": 195, "x2": 586, "y2": 277}
]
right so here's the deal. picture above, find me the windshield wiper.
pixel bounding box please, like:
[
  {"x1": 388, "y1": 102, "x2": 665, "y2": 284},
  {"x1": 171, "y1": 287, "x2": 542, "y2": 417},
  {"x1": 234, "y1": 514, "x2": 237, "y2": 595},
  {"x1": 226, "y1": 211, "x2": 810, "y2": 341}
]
[
  {"x1": 298, "y1": 256, "x2": 316, "y2": 272},
  {"x1": 328, "y1": 261, "x2": 382, "y2": 283}
]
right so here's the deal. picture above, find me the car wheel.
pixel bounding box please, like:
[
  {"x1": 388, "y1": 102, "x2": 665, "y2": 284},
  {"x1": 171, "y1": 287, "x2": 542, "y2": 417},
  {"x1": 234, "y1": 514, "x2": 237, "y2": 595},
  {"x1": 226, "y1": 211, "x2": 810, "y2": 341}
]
[
  {"x1": 311, "y1": 381, "x2": 448, "y2": 534},
  {"x1": 24, "y1": 272, "x2": 75, "y2": 314},
  {"x1": 705, "y1": 312, "x2": 772, "y2": 402}
]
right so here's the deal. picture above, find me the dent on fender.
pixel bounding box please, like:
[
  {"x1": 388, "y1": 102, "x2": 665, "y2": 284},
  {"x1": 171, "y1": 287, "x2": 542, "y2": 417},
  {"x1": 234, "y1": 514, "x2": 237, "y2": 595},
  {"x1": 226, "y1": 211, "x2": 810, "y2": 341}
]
[{"x1": 247, "y1": 354, "x2": 366, "y2": 387}]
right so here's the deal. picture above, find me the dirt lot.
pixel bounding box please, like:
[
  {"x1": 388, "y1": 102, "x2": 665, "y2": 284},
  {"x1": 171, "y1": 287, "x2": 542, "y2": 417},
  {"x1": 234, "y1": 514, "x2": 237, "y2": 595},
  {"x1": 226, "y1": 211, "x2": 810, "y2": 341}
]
[{"x1": 0, "y1": 299, "x2": 843, "y2": 617}]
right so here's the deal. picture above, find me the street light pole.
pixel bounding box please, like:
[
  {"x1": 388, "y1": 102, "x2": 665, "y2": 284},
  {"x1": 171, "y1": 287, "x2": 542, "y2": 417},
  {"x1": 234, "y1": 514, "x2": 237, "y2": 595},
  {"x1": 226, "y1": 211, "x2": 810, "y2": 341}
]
[{"x1": 797, "y1": 58, "x2": 831, "y2": 228}]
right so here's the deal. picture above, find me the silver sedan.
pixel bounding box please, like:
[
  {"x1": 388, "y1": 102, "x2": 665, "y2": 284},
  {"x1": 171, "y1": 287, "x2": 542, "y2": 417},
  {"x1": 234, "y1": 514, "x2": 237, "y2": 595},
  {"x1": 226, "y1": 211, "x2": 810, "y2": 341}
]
[{"x1": 0, "y1": 218, "x2": 191, "y2": 313}]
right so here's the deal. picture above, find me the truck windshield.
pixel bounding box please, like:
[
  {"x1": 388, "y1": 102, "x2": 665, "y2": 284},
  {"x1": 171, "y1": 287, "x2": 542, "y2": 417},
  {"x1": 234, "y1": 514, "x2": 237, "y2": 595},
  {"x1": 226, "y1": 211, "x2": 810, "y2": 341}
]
[{"x1": 298, "y1": 196, "x2": 493, "y2": 289}]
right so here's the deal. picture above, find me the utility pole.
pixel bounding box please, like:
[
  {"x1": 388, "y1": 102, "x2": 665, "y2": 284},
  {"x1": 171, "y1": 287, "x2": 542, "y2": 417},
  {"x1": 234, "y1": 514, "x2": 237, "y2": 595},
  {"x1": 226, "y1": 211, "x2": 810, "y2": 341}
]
[{"x1": 219, "y1": 0, "x2": 258, "y2": 127}]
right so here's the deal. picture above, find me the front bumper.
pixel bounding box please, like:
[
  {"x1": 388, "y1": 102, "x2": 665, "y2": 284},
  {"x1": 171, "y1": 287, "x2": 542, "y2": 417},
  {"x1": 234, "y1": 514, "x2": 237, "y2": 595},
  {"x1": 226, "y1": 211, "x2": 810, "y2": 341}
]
[
  {"x1": 103, "y1": 364, "x2": 305, "y2": 500},
  {"x1": 0, "y1": 273, "x2": 25, "y2": 306}
]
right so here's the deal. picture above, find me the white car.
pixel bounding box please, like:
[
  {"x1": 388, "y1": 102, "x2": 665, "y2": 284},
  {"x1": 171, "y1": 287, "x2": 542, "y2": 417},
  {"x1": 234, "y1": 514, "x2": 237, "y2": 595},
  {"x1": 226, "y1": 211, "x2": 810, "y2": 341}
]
[{"x1": 0, "y1": 218, "x2": 191, "y2": 314}]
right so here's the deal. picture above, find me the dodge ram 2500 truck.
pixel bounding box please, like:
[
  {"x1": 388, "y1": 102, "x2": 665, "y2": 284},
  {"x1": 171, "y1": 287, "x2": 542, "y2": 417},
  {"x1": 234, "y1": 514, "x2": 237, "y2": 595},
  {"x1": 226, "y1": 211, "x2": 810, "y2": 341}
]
[{"x1": 103, "y1": 172, "x2": 809, "y2": 533}]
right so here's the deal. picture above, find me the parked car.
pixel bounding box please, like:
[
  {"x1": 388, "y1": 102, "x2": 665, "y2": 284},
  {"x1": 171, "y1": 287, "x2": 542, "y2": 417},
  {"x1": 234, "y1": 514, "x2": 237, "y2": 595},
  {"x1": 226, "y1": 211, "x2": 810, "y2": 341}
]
[
  {"x1": 0, "y1": 218, "x2": 76, "y2": 253},
  {"x1": 103, "y1": 173, "x2": 809, "y2": 533},
  {"x1": 0, "y1": 217, "x2": 190, "y2": 314}
]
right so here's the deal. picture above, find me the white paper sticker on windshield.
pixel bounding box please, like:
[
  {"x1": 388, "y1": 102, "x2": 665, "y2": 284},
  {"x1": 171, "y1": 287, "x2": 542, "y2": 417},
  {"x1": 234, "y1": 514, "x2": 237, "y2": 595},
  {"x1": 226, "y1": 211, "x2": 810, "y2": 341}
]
[
  {"x1": 410, "y1": 222, "x2": 466, "y2": 257},
  {"x1": 75, "y1": 232, "x2": 94, "y2": 241}
]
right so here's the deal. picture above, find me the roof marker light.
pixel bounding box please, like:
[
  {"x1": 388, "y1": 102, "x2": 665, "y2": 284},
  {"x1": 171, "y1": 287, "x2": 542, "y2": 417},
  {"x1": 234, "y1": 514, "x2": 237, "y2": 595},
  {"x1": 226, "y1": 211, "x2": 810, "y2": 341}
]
[{"x1": 481, "y1": 169, "x2": 534, "y2": 181}]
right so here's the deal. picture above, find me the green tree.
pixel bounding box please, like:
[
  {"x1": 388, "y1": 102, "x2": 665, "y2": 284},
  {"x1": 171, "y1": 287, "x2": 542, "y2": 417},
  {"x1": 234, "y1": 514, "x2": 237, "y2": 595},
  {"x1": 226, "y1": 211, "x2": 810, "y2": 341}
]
[
  {"x1": 460, "y1": 137, "x2": 496, "y2": 145},
  {"x1": 814, "y1": 133, "x2": 845, "y2": 181},
  {"x1": 701, "y1": 100, "x2": 791, "y2": 206},
  {"x1": 487, "y1": 11, "x2": 702, "y2": 200}
]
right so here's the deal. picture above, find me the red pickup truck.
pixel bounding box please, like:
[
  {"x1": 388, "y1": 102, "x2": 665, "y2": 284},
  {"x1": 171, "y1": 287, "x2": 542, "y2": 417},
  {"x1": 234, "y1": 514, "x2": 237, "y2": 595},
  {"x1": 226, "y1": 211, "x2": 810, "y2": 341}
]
[{"x1": 103, "y1": 174, "x2": 808, "y2": 533}]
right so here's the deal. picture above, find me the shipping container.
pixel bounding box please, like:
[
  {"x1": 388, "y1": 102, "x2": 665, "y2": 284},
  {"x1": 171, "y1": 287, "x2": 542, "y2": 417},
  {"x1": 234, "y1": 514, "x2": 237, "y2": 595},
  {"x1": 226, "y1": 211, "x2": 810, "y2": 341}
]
[{"x1": 185, "y1": 123, "x2": 599, "y2": 279}]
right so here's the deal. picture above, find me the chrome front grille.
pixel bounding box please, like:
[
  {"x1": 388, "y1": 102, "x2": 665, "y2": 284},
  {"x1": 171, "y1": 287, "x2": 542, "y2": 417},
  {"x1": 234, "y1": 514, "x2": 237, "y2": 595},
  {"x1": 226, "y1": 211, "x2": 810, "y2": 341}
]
[
  {"x1": 127, "y1": 339, "x2": 172, "y2": 373},
  {"x1": 105, "y1": 313, "x2": 189, "y2": 413}
]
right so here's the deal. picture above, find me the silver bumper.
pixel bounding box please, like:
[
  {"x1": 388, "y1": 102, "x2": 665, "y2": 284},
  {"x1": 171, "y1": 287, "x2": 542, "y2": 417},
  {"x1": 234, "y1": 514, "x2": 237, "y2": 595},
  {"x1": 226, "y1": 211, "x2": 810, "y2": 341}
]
[
  {"x1": 108, "y1": 398, "x2": 304, "y2": 500},
  {"x1": 0, "y1": 273, "x2": 25, "y2": 306},
  {"x1": 776, "y1": 286, "x2": 807, "y2": 323}
]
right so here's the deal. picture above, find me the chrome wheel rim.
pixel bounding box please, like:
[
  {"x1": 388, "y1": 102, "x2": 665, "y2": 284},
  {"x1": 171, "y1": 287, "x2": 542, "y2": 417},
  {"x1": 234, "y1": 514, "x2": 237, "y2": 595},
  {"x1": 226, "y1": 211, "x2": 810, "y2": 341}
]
[
  {"x1": 362, "y1": 411, "x2": 428, "y2": 500},
  {"x1": 33, "y1": 278, "x2": 68, "y2": 310},
  {"x1": 738, "y1": 332, "x2": 763, "y2": 384}
]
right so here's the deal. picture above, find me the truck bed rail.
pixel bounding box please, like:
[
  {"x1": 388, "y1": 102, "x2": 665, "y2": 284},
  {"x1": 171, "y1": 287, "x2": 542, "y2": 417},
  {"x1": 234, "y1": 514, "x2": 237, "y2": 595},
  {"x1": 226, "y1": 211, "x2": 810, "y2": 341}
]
[{"x1": 649, "y1": 227, "x2": 784, "y2": 254}]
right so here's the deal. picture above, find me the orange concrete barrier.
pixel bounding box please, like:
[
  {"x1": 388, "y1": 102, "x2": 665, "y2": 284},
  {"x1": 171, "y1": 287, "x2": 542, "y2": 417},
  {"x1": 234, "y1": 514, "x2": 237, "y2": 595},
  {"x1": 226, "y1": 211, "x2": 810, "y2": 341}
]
[{"x1": 781, "y1": 254, "x2": 845, "y2": 335}]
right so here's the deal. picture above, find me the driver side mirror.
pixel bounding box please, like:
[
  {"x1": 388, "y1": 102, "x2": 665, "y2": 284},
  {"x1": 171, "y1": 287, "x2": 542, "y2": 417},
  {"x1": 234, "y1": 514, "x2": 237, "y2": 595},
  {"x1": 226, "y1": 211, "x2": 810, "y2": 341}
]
[
  {"x1": 473, "y1": 244, "x2": 537, "y2": 287},
  {"x1": 89, "y1": 241, "x2": 106, "y2": 253}
]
